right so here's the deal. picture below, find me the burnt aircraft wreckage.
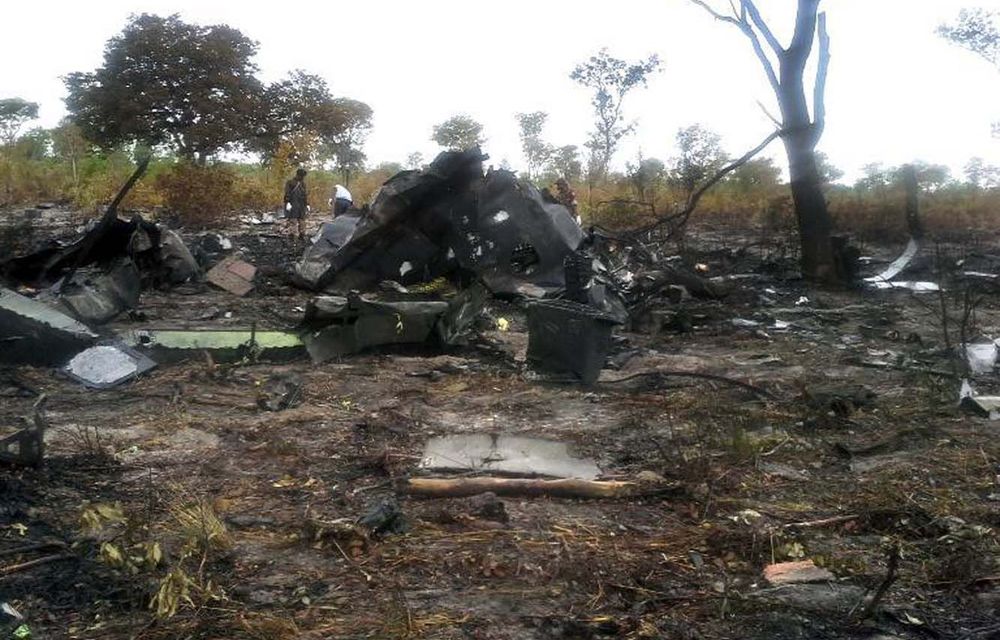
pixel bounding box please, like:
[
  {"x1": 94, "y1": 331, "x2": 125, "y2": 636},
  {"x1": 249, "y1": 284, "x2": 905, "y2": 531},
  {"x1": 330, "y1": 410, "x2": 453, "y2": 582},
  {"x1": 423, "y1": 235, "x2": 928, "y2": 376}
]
[
  {"x1": 0, "y1": 148, "x2": 630, "y2": 403},
  {"x1": 294, "y1": 148, "x2": 627, "y2": 320}
]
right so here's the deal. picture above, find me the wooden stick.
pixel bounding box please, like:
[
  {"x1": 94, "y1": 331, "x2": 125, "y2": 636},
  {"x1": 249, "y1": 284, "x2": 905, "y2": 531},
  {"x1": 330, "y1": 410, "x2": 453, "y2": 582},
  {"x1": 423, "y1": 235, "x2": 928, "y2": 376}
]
[
  {"x1": 857, "y1": 543, "x2": 901, "y2": 620},
  {"x1": 603, "y1": 369, "x2": 777, "y2": 401},
  {"x1": 781, "y1": 515, "x2": 858, "y2": 530},
  {"x1": 0, "y1": 540, "x2": 66, "y2": 558},
  {"x1": 404, "y1": 477, "x2": 636, "y2": 500},
  {"x1": 0, "y1": 553, "x2": 74, "y2": 576}
]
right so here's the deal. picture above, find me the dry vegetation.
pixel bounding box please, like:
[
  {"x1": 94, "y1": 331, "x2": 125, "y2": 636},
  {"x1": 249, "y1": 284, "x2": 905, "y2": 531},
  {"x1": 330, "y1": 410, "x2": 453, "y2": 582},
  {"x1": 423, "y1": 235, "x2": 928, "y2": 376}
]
[{"x1": 3, "y1": 216, "x2": 1000, "y2": 639}]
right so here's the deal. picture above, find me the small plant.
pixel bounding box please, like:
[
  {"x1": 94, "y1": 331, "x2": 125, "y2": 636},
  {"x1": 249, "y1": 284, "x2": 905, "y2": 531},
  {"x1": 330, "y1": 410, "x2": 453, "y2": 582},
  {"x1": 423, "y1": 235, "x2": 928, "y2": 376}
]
[
  {"x1": 62, "y1": 425, "x2": 114, "y2": 460},
  {"x1": 78, "y1": 494, "x2": 231, "y2": 621}
]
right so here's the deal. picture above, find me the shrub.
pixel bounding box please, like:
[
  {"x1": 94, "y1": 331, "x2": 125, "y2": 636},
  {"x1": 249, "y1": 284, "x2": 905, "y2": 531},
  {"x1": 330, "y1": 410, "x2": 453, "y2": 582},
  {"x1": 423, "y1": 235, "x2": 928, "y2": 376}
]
[{"x1": 156, "y1": 162, "x2": 237, "y2": 228}]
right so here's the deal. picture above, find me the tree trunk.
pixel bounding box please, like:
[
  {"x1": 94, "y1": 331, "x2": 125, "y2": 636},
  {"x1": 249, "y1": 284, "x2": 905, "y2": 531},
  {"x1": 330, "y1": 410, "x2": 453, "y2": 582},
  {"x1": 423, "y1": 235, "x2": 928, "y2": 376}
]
[
  {"x1": 783, "y1": 131, "x2": 835, "y2": 281},
  {"x1": 902, "y1": 164, "x2": 923, "y2": 239},
  {"x1": 775, "y1": 0, "x2": 835, "y2": 282}
]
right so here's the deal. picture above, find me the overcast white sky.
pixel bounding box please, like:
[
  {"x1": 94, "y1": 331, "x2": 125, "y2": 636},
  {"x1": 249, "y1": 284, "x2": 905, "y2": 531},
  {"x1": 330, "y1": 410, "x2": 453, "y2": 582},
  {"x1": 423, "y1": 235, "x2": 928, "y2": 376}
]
[{"x1": 2, "y1": 0, "x2": 998, "y2": 182}]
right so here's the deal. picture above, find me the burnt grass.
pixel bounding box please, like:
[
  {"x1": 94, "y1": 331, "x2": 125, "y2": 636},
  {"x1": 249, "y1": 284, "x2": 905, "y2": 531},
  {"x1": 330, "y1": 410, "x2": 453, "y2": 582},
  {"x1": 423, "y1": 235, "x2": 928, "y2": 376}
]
[{"x1": 2, "y1": 211, "x2": 1000, "y2": 639}]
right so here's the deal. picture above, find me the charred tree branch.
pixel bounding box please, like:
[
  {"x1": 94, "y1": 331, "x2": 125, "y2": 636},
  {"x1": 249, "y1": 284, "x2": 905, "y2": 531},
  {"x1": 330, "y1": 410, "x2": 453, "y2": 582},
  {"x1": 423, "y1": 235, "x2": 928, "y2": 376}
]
[
  {"x1": 689, "y1": 0, "x2": 781, "y2": 99},
  {"x1": 857, "y1": 542, "x2": 901, "y2": 620},
  {"x1": 788, "y1": 0, "x2": 821, "y2": 62},
  {"x1": 812, "y1": 12, "x2": 830, "y2": 145},
  {"x1": 52, "y1": 156, "x2": 151, "y2": 288},
  {"x1": 689, "y1": 0, "x2": 741, "y2": 26},
  {"x1": 742, "y1": 0, "x2": 785, "y2": 55},
  {"x1": 625, "y1": 128, "x2": 782, "y2": 238}
]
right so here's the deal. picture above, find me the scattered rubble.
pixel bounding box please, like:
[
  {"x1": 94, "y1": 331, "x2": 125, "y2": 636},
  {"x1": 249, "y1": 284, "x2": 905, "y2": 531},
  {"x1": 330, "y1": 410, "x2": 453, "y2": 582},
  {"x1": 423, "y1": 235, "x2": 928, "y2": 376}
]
[
  {"x1": 292, "y1": 148, "x2": 625, "y2": 319},
  {"x1": 356, "y1": 498, "x2": 408, "y2": 536},
  {"x1": 0, "y1": 288, "x2": 98, "y2": 365},
  {"x1": 4, "y1": 150, "x2": 1000, "y2": 638},
  {"x1": 419, "y1": 434, "x2": 602, "y2": 479},
  {"x1": 0, "y1": 397, "x2": 46, "y2": 467},
  {"x1": 255, "y1": 373, "x2": 303, "y2": 411},
  {"x1": 122, "y1": 329, "x2": 305, "y2": 364},
  {"x1": 206, "y1": 255, "x2": 256, "y2": 296},
  {"x1": 763, "y1": 560, "x2": 835, "y2": 586},
  {"x1": 526, "y1": 299, "x2": 620, "y2": 384},
  {"x1": 63, "y1": 344, "x2": 156, "y2": 389},
  {"x1": 302, "y1": 294, "x2": 451, "y2": 363}
]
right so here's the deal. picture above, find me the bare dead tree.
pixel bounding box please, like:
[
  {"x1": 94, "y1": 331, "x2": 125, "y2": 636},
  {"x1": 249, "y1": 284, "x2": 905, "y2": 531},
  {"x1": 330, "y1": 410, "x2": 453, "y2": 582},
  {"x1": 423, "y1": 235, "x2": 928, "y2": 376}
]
[{"x1": 689, "y1": 0, "x2": 837, "y2": 282}]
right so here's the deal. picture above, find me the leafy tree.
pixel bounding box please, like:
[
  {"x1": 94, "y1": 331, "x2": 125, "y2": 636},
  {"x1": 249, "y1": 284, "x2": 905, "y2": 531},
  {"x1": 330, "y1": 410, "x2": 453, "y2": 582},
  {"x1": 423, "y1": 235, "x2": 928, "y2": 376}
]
[
  {"x1": 373, "y1": 161, "x2": 404, "y2": 175},
  {"x1": 317, "y1": 97, "x2": 374, "y2": 185},
  {"x1": 908, "y1": 161, "x2": 951, "y2": 191},
  {"x1": 941, "y1": 9, "x2": 1000, "y2": 137},
  {"x1": 690, "y1": 0, "x2": 836, "y2": 282},
  {"x1": 940, "y1": 9, "x2": 1000, "y2": 66},
  {"x1": 626, "y1": 154, "x2": 666, "y2": 202},
  {"x1": 854, "y1": 163, "x2": 892, "y2": 191},
  {"x1": 12, "y1": 128, "x2": 51, "y2": 161},
  {"x1": 51, "y1": 120, "x2": 91, "y2": 189},
  {"x1": 965, "y1": 156, "x2": 1000, "y2": 188},
  {"x1": 726, "y1": 156, "x2": 782, "y2": 193},
  {"x1": 815, "y1": 151, "x2": 843, "y2": 184},
  {"x1": 545, "y1": 145, "x2": 583, "y2": 183},
  {"x1": 256, "y1": 72, "x2": 371, "y2": 166},
  {"x1": 65, "y1": 14, "x2": 263, "y2": 163},
  {"x1": 670, "y1": 124, "x2": 727, "y2": 197},
  {"x1": 405, "y1": 152, "x2": 424, "y2": 170},
  {"x1": 0, "y1": 98, "x2": 39, "y2": 147},
  {"x1": 431, "y1": 115, "x2": 484, "y2": 150},
  {"x1": 853, "y1": 162, "x2": 950, "y2": 193},
  {"x1": 515, "y1": 111, "x2": 552, "y2": 179},
  {"x1": 570, "y1": 49, "x2": 661, "y2": 180}
]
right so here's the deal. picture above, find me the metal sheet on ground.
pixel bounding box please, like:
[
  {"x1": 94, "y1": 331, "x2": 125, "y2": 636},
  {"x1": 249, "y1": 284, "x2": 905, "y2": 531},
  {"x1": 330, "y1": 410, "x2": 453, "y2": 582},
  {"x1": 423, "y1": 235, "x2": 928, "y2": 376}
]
[
  {"x1": 63, "y1": 344, "x2": 157, "y2": 389},
  {"x1": 419, "y1": 434, "x2": 601, "y2": 480}
]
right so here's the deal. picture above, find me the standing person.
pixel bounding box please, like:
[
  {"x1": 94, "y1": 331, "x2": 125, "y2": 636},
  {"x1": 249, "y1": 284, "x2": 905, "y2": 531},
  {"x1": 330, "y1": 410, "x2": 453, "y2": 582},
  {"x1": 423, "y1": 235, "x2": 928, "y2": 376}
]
[
  {"x1": 283, "y1": 168, "x2": 309, "y2": 241},
  {"x1": 553, "y1": 177, "x2": 581, "y2": 225},
  {"x1": 329, "y1": 183, "x2": 353, "y2": 217}
]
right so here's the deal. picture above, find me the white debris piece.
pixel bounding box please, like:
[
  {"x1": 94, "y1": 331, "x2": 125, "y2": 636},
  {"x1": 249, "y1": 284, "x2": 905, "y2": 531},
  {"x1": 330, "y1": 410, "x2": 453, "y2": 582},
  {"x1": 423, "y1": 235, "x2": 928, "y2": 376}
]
[{"x1": 66, "y1": 346, "x2": 140, "y2": 385}]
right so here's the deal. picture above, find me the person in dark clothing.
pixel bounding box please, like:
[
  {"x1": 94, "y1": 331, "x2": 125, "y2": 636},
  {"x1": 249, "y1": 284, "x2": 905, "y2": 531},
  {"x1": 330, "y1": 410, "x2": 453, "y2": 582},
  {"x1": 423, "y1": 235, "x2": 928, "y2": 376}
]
[
  {"x1": 283, "y1": 168, "x2": 309, "y2": 240},
  {"x1": 553, "y1": 177, "x2": 581, "y2": 224}
]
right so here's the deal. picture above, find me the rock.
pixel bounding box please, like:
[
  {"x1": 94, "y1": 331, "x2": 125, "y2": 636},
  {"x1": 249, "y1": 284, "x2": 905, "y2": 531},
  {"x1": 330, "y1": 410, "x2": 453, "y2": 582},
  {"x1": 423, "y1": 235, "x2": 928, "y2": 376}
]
[
  {"x1": 357, "y1": 497, "x2": 407, "y2": 536},
  {"x1": 636, "y1": 470, "x2": 668, "y2": 485},
  {"x1": 760, "y1": 462, "x2": 811, "y2": 482},
  {"x1": 256, "y1": 373, "x2": 303, "y2": 411},
  {"x1": 754, "y1": 583, "x2": 865, "y2": 614},
  {"x1": 466, "y1": 492, "x2": 508, "y2": 523},
  {"x1": 763, "y1": 560, "x2": 835, "y2": 586}
]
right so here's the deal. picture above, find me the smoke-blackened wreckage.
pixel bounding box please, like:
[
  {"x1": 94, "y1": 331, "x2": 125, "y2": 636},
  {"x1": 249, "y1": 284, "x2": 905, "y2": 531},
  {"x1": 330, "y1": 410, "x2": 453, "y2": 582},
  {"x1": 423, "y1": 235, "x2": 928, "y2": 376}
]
[
  {"x1": 8, "y1": 143, "x2": 1000, "y2": 639},
  {"x1": 2, "y1": 149, "x2": 630, "y2": 393},
  {"x1": 3, "y1": 147, "x2": 984, "y2": 461}
]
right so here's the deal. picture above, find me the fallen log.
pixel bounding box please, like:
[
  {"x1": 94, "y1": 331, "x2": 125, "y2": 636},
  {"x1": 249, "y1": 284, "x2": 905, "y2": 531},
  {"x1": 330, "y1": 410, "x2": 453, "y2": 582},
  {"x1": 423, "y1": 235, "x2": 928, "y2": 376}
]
[{"x1": 404, "y1": 477, "x2": 636, "y2": 500}]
